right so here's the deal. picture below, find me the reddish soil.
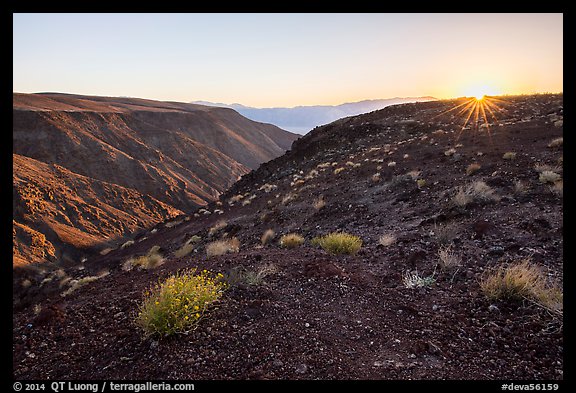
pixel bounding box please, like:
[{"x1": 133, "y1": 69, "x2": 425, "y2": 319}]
[{"x1": 13, "y1": 94, "x2": 563, "y2": 380}]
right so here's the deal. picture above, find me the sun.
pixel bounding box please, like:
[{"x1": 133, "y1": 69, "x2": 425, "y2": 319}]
[
  {"x1": 462, "y1": 83, "x2": 501, "y2": 101},
  {"x1": 431, "y1": 90, "x2": 508, "y2": 143}
]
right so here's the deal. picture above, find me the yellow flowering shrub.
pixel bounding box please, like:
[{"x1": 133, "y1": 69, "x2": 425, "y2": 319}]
[{"x1": 136, "y1": 268, "x2": 227, "y2": 337}]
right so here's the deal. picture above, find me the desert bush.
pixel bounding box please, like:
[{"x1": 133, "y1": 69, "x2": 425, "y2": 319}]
[
  {"x1": 534, "y1": 163, "x2": 561, "y2": 174},
  {"x1": 416, "y1": 179, "x2": 426, "y2": 188},
  {"x1": 100, "y1": 247, "x2": 115, "y2": 255},
  {"x1": 378, "y1": 233, "x2": 396, "y2": 247},
  {"x1": 548, "y1": 137, "x2": 563, "y2": 148},
  {"x1": 261, "y1": 229, "x2": 275, "y2": 245},
  {"x1": 402, "y1": 270, "x2": 435, "y2": 289},
  {"x1": 61, "y1": 270, "x2": 109, "y2": 297},
  {"x1": 466, "y1": 163, "x2": 481, "y2": 176},
  {"x1": 259, "y1": 183, "x2": 278, "y2": 193},
  {"x1": 228, "y1": 194, "x2": 245, "y2": 205},
  {"x1": 371, "y1": 173, "x2": 381, "y2": 183},
  {"x1": 549, "y1": 180, "x2": 563, "y2": 197},
  {"x1": 120, "y1": 240, "x2": 135, "y2": 249},
  {"x1": 227, "y1": 264, "x2": 278, "y2": 287},
  {"x1": 480, "y1": 260, "x2": 562, "y2": 312},
  {"x1": 165, "y1": 219, "x2": 183, "y2": 228},
  {"x1": 387, "y1": 161, "x2": 397, "y2": 167},
  {"x1": 174, "y1": 237, "x2": 201, "y2": 259},
  {"x1": 453, "y1": 181, "x2": 500, "y2": 207},
  {"x1": 406, "y1": 170, "x2": 421, "y2": 180},
  {"x1": 135, "y1": 268, "x2": 227, "y2": 337},
  {"x1": 123, "y1": 246, "x2": 164, "y2": 271},
  {"x1": 208, "y1": 220, "x2": 227, "y2": 237},
  {"x1": 513, "y1": 180, "x2": 529, "y2": 195},
  {"x1": 502, "y1": 152, "x2": 516, "y2": 160},
  {"x1": 312, "y1": 232, "x2": 362, "y2": 255},
  {"x1": 206, "y1": 237, "x2": 240, "y2": 257},
  {"x1": 313, "y1": 195, "x2": 326, "y2": 210},
  {"x1": 281, "y1": 193, "x2": 296, "y2": 205},
  {"x1": 279, "y1": 233, "x2": 305, "y2": 248},
  {"x1": 444, "y1": 148, "x2": 456, "y2": 156},
  {"x1": 432, "y1": 223, "x2": 460, "y2": 245},
  {"x1": 437, "y1": 245, "x2": 462, "y2": 270},
  {"x1": 539, "y1": 170, "x2": 561, "y2": 184}
]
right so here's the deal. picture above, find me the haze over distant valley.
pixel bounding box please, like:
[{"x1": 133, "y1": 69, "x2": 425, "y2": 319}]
[{"x1": 193, "y1": 97, "x2": 437, "y2": 134}]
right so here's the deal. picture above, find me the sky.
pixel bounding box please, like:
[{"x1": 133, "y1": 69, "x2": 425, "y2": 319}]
[{"x1": 13, "y1": 13, "x2": 563, "y2": 108}]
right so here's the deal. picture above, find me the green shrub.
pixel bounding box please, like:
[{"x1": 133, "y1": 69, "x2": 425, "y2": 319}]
[
  {"x1": 279, "y1": 233, "x2": 305, "y2": 248},
  {"x1": 312, "y1": 232, "x2": 362, "y2": 255},
  {"x1": 136, "y1": 268, "x2": 227, "y2": 337}
]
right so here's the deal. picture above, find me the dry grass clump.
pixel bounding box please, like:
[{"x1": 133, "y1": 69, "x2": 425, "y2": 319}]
[
  {"x1": 513, "y1": 179, "x2": 529, "y2": 195},
  {"x1": 165, "y1": 219, "x2": 183, "y2": 228},
  {"x1": 227, "y1": 264, "x2": 279, "y2": 287},
  {"x1": 208, "y1": 220, "x2": 227, "y2": 237},
  {"x1": 120, "y1": 240, "x2": 135, "y2": 249},
  {"x1": 539, "y1": 171, "x2": 561, "y2": 184},
  {"x1": 548, "y1": 180, "x2": 563, "y2": 197},
  {"x1": 313, "y1": 195, "x2": 326, "y2": 210},
  {"x1": 174, "y1": 236, "x2": 201, "y2": 258},
  {"x1": 466, "y1": 163, "x2": 481, "y2": 176},
  {"x1": 371, "y1": 173, "x2": 381, "y2": 183},
  {"x1": 206, "y1": 237, "x2": 240, "y2": 257},
  {"x1": 312, "y1": 232, "x2": 362, "y2": 255},
  {"x1": 432, "y1": 223, "x2": 460, "y2": 245},
  {"x1": 261, "y1": 229, "x2": 276, "y2": 245},
  {"x1": 281, "y1": 193, "x2": 297, "y2": 206},
  {"x1": 502, "y1": 152, "x2": 516, "y2": 160},
  {"x1": 547, "y1": 137, "x2": 563, "y2": 148},
  {"x1": 480, "y1": 259, "x2": 562, "y2": 313},
  {"x1": 453, "y1": 181, "x2": 500, "y2": 207},
  {"x1": 123, "y1": 246, "x2": 165, "y2": 271},
  {"x1": 279, "y1": 233, "x2": 305, "y2": 248},
  {"x1": 100, "y1": 247, "x2": 115, "y2": 256},
  {"x1": 244, "y1": 264, "x2": 278, "y2": 285},
  {"x1": 135, "y1": 268, "x2": 227, "y2": 337},
  {"x1": 61, "y1": 270, "x2": 109, "y2": 297},
  {"x1": 534, "y1": 163, "x2": 561, "y2": 174},
  {"x1": 334, "y1": 167, "x2": 345, "y2": 175},
  {"x1": 259, "y1": 183, "x2": 278, "y2": 193},
  {"x1": 437, "y1": 245, "x2": 462, "y2": 270},
  {"x1": 378, "y1": 233, "x2": 397, "y2": 247},
  {"x1": 444, "y1": 148, "x2": 456, "y2": 156}
]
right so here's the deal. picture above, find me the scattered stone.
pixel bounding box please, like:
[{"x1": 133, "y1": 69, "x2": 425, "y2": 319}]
[{"x1": 295, "y1": 364, "x2": 308, "y2": 374}]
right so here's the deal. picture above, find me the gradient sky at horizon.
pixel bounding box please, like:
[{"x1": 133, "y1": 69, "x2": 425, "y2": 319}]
[{"x1": 13, "y1": 13, "x2": 563, "y2": 107}]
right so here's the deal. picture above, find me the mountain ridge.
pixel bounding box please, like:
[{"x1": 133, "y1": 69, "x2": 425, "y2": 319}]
[
  {"x1": 192, "y1": 96, "x2": 437, "y2": 134},
  {"x1": 13, "y1": 93, "x2": 299, "y2": 266}
]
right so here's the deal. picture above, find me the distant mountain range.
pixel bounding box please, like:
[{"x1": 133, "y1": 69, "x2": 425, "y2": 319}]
[{"x1": 193, "y1": 97, "x2": 437, "y2": 134}]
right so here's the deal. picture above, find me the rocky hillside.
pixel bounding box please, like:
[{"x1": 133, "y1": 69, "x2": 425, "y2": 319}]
[
  {"x1": 13, "y1": 94, "x2": 563, "y2": 380},
  {"x1": 13, "y1": 93, "x2": 298, "y2": 266}
]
